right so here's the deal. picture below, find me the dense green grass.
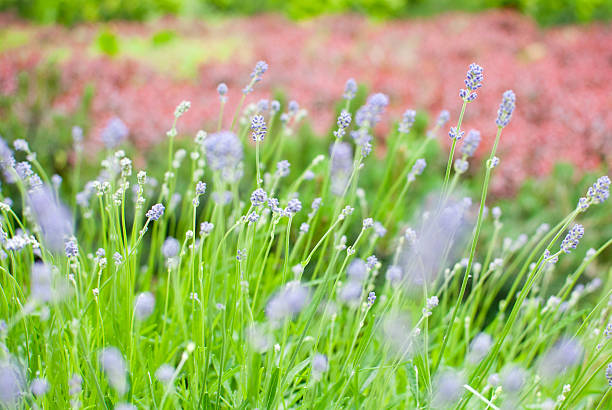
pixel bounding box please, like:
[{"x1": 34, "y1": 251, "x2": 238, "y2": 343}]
[{"x1": 0, "y1": 62, "x2": 610, "y2": 409}]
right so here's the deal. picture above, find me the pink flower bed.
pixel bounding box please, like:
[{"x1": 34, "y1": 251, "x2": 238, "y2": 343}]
[{"x1": 1, "y1": 11, "x2": 611, "y2": 191}]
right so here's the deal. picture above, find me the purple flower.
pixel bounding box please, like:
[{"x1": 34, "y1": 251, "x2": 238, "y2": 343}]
[
  {"x1": 436, "y1": 110, "x2": 450, "y2": 127},
  {"x1": 28, "y1": 186, "x2": 73, "y2": 253},
  {"x1": 366, "y1": 255, "x2": 378, "y2": 270},
  {"x1": 98, "y1": 347, "x2": 128, "y2": 395},
  {"x1": 367, "y1": 291, "x2": 376, "y2": 306},
  {"x1": 560, "y1": 224, "x2": 584, "y2": 254},
  {"x1": 407, "y1": 158, "x2": 427, "y2": 182},
  {"x1": 265, "y1": 281, "x2": 310, "y2": 322},
  {"x1": 398, "y1": 109, "x2": 416, "y2": 134},
  {"x1": 134, "y1": 292, "x2": 155, "y2": 320},
  {"x1": 217, "y1": 82, "x2": 228, "y2": 99},
  {"x1": 334, "y1": 110, "x2": 352, "y2": 139},
  {"x1": 250, "y1": 188, "x2": 268, "y2": 207},
  {"x1": 355, "y1": 93, "x2": 389, "y2": 128},
  {"x1": 461, "y1": 129, "x2": 481, "y2": 157},
  {"x1": 146, "y1": 203, "x2": 165, "y2": 221},
  {"x1": 586, "y1": 176, "x2": 610, "y2": 205},
  {"x1": 204, "y1": 131, "x2": 244, "y2": 182},
  {"x1": 243, "y1": 60, "x2": 268, "y2": 94},
  {"x1": 449, "y1": 127, "x2": 465, "y2": 141},
  {"x1": 312, "y1": 353, "x2": 329, "y2": 374},
  {"x1": 347, "y1": 259, "x2": 368, "y2": 282},
  {"x1": 330, "y1": 142, "x2": 353, "y2": 196},
  {"x1": 195, "y1": 181, "x2": 207, "y2": 196},
  {"x1": 343, "y1": 78, "x2": 357, "y2": 100},
  {"x1": 459, "y1": 63, "x2": 484, "y2": 102},
  {"x1": 256, "y1": 99, "x2": 269, "y2": 113},
  {"x1": 101, "y1": 117, "x2": 128, "y2": 149},
  {"x1": 374, "y1": 221, "x2": 386, "y2": 237},
  {"x1": 200, "y1": 222, "x2": 214, "y2": 235},
  {"x1": 386, "y1": 265, "x2": 402, "y2": 283},
  {"x1": 454, "y1": 158, "x2": 469, "y2": 174},
  {"x1": 247, "y1": 212, "x2": 259, "y2": 223},
  {"x1": 65, "y1": 239, "x2": 78, "y2": 258},
  {"x1": 288, "y1": 100, "x2": 299, "y2": 114},
  {"x1": 250, "y1": 115, "x2": 267, "y2": 142},
  {"x1": 276, "y1": 160, "x2": 290, "y2": 177},
  {"x1": 496, "y1": 90, "x2": 516, "y2": 128},
  {"x1": 161, "y1": 237, "x2": 180, "y2": 258},
  {"x1": 285, "y1": 198, "x2": 302, "y2": 215}
]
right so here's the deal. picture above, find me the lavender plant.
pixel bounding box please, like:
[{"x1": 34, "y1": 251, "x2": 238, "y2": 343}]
[{"x1": 0, "y1": 61, "x2": 610, "y2": 410}]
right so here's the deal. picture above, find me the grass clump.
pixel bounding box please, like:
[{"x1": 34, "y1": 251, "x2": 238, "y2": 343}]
[{"x1": 0, "y1": 61, "x2": 610, "y2": 409}]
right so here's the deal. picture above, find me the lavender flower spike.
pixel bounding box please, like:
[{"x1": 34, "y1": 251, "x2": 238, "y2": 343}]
[
  {"x1": 460, "y1": 63, "x2": 484, "y2": 102},
  {"x1": 560, "y1": 224, "x2": 584, "y2": 254},
  {"x1": 250, "y1": 115, "x2": 267, "y2": 142},
  {"x1": 461, "y1": 129, "x2": 481, "y2": 157},
  {"x1": 343, "y1": 78, "x2": 357, "y2": 100},
  {"x1": 367, "y1": 291, "x2": 376, "y2": 306},
  {"x1": 436, "y1": 110, "x2": 450, "y2": 127},
  {"x1": 496, "y1": 90, "x2": 516, "y2": 128},
  {"x1": 217, "y1": 82, "x2": 228, "y2": 101},
  {"x1": 586, "y1": 176, "x2": 610, "y2": 206},
  {"x1": 101, "y1": 117, "x2": 129, "y2": 149},
  {"x1": 334, "y1": 110, "x2": 352, "y2": 139},
  {"x1": 243, "y1": 60, "x2": 268, "y2": 94},
  {"x1": 146, "y1": 203, "x2": 165, "y2": 221},
  {"x1": 398, "y1": 109, "x2": 416, "y2": 134}
]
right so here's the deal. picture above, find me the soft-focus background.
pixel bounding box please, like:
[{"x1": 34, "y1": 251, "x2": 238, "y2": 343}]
[{"x1": 0, "y1": 1, "x2": 610, "y2": 194}]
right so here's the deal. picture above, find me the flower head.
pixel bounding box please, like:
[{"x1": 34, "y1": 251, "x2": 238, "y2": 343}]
[
  {"x1": 250, "y1": 188, "x2": 268, "y2": 207},
  {"x1": 330, "y1": 142, "x2": 353, "y2": 196},
  {"x1": 146, "y1": 203, "x2": 164, "y2": 221},
  {"x1": 312, "y1": 353, "x2": 329, "y2": 375},
  {"x1": 586, "y1": 176, "x2": 610, "y2": 205},
  {"x1": 285, "y1": 198, "x2": 302, "y2": 215},
  {"x1": 65, "y1": 238, "x2": 78, "y2": 258},
  {"x1": 174, "y1": 100, "x2": 191, "y2": 118},
  {"x1": 496, "y1": 90, "x2": 516, "y2": 128},
  {"x1": 30, "y1": 378, "x2": 49, "y2": 397},
  {"x1": 407, "y1": 158, "x2": 427, "y2": 182},
  {"x1": 334, "y1": 110, "x2": 352, "y2": 139},
  {"x1": 217, "y1": 82, "x2": 228, "y2": 101},
  {"x1": 28, "y1": 186, "x2": 73, "y2": 253},
  {"x1": 560, "y1": 224, "x2": 584, "y2": 254},
  {"x1": 276, "y1": 160, "x2": 290, "y2": 177},
  {"x1": 98, "y1": 347, "x2": 128, "y2": 395},
  {"x1": 162, "y1": 237, "x2": 180, "y2": 259},
  {"x1": 355, "y1": 93, "x2": 389, "y2": 128},
  {"x1": 454, "y1": 158, "x2": 469, "y2": 174},
  {"x1": 436, "y1": 110, "x2": 450, "y2": 127},
  {"x1": 155, "y1": 364, "x2": 175, "y2": 384},
  {"x1": 134, "y1": 292, "x2": 155, "y2": 320},
  {"x1": 398, "y1": 109, "x2": 416, "y2": 134},
  {"x1": 204, "y1": 131, "x2": 244, "y2": 182},
  {"x1": 461, "y1": 129, "x2": 481, "y2": 157},
  {"x1": 449, "y1": 127, "x2": 465, "y2": 141},
  {"x1": 250, "y1": 115, "x2": 267, "y2": 142},
  {"x1": 265, "y1": 281, "x2": 310, "y2": 322},
  {"x1": 243, "y1": 60, "x2": 268, "y2": 94},
  {"x1": 343, "y1": 78, "x2": 357, "y2": 100},
  {"x1": 101, "y1": 117, "x2": 128, "y2": 149},
  {"x1": 0, "y1": 359, "x2": 24, "y2": 406},
  {"x1": 195, "y1": 181, "x2": 207, "y2": 196},
  {"x1": 459, "y1": 63, "x2": 484, "y2": 102}
]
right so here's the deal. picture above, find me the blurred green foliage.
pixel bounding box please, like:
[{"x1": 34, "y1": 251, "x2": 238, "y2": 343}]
[{"x1": 0, "y1": 0, "x2": 610, "y2": 25}]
